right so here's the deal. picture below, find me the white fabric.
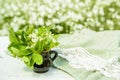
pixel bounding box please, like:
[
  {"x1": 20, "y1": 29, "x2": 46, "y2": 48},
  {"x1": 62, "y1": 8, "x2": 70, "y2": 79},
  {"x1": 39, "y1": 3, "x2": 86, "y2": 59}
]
[{"x1": 57, "y1": 47, "x2": 120, "y2": 80}]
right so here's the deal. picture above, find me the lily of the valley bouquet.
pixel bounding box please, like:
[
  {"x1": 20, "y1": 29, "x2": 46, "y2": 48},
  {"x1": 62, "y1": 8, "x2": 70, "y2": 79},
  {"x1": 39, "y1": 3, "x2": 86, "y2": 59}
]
[{"x1": 8, "y1": 25, "x2": 59, "y2": 69}]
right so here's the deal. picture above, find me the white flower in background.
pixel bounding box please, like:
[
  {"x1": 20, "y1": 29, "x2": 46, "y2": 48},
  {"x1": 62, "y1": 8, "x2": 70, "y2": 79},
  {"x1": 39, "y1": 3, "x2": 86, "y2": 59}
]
[
  {"x1": 56, "y1": 25, "x2": 63, "y2": 31},
  {"x1": 100, "y1": 17, "x2": 105, "y2": 22},
  {"x1": 107, "y1": 20, "x2": 114, "y2": 26},
  {"x1": 11, "y1": 4, "x2": 18, "y2": 11},
  {"x1": 109, "y1": 8, "x2": 115, "y2": 12},
  {"x1": 92, "y1": 8, "x2": 98, "y2": 15},
  {"x1": 46, "y1": 21, "x2": 52, "y2": 26},
  {"x1": 74, "y1": 24, "x2": 83, "y2": 30},
  {"x1": 99, "y1": 8, "x2": 104, "y2": 16},
  {"x1": 0, "y1": 0, "x2": 120, "y2": 35},
  {"x1": 113, "y1": 13, "x2": 120, "y2": 19},
  {"x1": 37, "y1": 18, "x2": 44, "y2": 25},
  {"x1": 87, "y1": 12, "x2": 92, "y2": 17},
  {"x1": 0, "y1": 9, "x2": 5, "y2": 14}
]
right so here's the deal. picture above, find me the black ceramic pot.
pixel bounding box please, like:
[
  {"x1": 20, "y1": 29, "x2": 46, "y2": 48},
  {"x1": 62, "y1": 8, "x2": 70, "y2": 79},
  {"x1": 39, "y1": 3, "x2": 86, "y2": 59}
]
[{"x1": 33, "y1": 50, "x2": 58, "y2": 73}]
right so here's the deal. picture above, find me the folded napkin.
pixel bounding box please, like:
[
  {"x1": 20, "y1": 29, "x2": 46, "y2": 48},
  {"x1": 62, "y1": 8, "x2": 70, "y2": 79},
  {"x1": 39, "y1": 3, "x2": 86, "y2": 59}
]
[{"x1": 53, "y1": 29, "x2": 120, "y2": 80}]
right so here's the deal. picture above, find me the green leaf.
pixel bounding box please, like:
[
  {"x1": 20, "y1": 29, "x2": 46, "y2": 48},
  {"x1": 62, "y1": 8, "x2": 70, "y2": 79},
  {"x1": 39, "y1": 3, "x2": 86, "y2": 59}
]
[
  {"x1": 9, "y1": 47, "x2": 21, "y2": 57},
  {"x1": 15, "y1": 30, "x2": 23, "y2": 35},
  {"x1": 8, "y1": 28, "x2": 19, "y2": 43},
  {"x1": 20, "y1": 49, "x2": 32, "y2": 56},
  {"x1": 26, "y1": 25, "x2": 34, "y2": 35},
  {"x1": 18, "y1": 44, "x2": 26, "y2": 50},
  {"x1": 34, "y1": 40, "x2": 43, "y2": 53},
  {"x1": 23, "y1": 55, "x2": 33, "y2": 68},
  {"x1": 32, "y1": 53, "x2": 43, "y2": 65},
  {"x1": 8, "y1": 43, "x2": 31, "y2": 57},
  {"x1": 54, "y1": 34, "x2": 60, "y2": 39},
  {"x1": 38, "y1": 27, "x2": 47, "y2": 36},
  {"x1": 34, "y1": 40, "x2": 40, "y2": 51},
  {"x1": 43, "y1": 39, "x2": 51, "y2": 51},
  {"x1": 22, "y1": 56, "x2": 29, "y2": 62},
  {"x1": 21, "y1": 31, "x2": 27, "y2": 43},
  {"x1": 30, "y1": 59, "x2": 34, "y2": 69}
]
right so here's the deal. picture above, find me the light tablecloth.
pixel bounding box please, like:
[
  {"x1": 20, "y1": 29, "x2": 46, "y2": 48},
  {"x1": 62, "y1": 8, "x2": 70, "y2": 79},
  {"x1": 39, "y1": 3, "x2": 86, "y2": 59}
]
[
  {"x1": 54, "y1": 29, "x2": 120, "y2": 80},
  {"x1": 0, "y1": 37, "x2": 74, "y2": 80},
  {"x1": 1, "y1": 29, "x2": 120, "y2": 80}
]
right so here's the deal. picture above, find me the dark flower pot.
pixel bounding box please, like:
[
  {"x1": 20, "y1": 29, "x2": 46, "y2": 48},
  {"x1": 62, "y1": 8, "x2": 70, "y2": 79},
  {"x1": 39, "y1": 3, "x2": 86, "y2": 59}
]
[{"x1": 33, "y1": 50, "x2": 58, "y2": 73}]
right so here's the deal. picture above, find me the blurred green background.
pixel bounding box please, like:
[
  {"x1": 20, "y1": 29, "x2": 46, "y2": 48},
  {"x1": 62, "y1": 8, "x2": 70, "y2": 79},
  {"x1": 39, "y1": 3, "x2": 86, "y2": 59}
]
[{"x1": 0, "y1": 0, "x2": 120, "y2": 36}]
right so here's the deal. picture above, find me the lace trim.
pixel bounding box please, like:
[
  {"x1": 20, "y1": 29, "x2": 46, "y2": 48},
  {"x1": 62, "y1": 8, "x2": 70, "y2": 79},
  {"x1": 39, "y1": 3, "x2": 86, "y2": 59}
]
[{"x1": 56, "y1": 47, "x2": 120, "y2": 80}]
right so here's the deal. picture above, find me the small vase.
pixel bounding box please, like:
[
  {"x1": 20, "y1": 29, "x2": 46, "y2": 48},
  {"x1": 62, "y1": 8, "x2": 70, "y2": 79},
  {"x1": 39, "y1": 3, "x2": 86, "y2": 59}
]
[{"x1": 33, "y1": 50, "x2": 58, "y2": 73}]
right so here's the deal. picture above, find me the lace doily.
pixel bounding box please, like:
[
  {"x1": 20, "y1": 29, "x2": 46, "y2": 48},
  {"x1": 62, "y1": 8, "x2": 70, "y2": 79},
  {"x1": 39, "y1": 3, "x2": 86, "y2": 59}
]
[{"x1": 55, "y1": 47, "x2": 120, "y2": 80}]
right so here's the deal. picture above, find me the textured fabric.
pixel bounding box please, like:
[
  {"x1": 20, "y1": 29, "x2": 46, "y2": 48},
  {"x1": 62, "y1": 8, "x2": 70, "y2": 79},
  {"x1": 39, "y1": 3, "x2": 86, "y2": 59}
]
[
  {"x1": 54, "y1": 57, "x2": 116, "y2": 80},
  {"x1": 53, "y1": 29, "x2": 120, "y2": 80}
]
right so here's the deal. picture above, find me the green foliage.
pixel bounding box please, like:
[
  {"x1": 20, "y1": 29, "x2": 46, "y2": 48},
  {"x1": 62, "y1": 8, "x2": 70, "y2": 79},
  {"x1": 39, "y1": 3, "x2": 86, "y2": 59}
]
[{"x1": 8, "y1": 26, "x2": 59, "y2": 68}]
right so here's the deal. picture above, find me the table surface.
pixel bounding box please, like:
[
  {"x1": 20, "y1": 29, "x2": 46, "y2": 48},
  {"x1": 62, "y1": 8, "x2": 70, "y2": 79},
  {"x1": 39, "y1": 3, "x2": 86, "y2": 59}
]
[{"x1": 0, "y1": 36, "x2": 75, "y2": 80}]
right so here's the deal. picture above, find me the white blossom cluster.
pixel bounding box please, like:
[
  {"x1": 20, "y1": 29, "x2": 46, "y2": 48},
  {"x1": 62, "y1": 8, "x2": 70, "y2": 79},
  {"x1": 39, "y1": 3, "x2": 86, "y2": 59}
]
[{"x1": 0, "y1": 0, "x2": 120, "y2": 35}]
